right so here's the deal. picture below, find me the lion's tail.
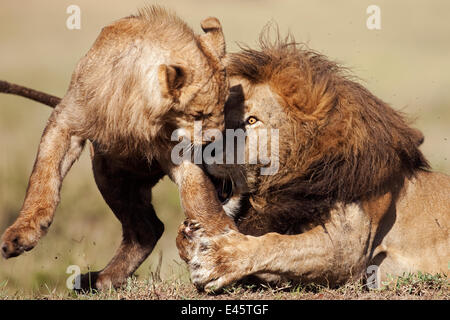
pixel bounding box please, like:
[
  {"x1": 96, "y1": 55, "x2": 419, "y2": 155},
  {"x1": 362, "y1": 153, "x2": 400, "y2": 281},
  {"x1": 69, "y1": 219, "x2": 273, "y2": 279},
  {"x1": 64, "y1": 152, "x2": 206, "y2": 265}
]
[{"x1": 0, "y1": 80, "x2": 60, "y2": 108}]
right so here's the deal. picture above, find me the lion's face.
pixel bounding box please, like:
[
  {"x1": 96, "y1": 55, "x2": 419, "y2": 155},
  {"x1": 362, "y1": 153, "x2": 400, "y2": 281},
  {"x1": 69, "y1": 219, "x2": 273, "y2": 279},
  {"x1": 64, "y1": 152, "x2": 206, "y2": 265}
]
[
  {"x1": 171, "y1": 66, "x2": 228, "y2": 145},
  {"x1": 206, "y1": 76, "x2": 292, "y2": 209}
]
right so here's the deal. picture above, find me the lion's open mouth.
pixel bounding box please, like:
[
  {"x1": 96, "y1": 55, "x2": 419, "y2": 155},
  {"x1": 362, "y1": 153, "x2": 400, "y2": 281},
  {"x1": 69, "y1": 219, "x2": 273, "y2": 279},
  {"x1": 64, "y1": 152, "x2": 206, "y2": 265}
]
[{"x1": 207, "y1": 173, "x2": 233, "y2": 205}]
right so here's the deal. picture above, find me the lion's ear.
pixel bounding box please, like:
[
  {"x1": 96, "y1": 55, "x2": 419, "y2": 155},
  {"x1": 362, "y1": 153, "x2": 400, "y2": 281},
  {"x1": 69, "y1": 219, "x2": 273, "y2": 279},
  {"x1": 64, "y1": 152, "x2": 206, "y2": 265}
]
[
  {"x1": 411, "y1": 128, "x2": 425, "y2": 146},
  {"x1": 158, "y1": 64, "x2": 187, "y2": 98},
  {"x1": 198, "y1": 17, "x2": 226, "y2": 65}
]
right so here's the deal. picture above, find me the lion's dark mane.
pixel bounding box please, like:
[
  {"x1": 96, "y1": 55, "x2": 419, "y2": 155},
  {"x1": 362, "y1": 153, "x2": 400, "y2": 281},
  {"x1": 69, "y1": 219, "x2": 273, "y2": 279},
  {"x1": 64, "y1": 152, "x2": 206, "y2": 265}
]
[{"x1": 228, "y1": 30, "x2": 429, "y2": 235}]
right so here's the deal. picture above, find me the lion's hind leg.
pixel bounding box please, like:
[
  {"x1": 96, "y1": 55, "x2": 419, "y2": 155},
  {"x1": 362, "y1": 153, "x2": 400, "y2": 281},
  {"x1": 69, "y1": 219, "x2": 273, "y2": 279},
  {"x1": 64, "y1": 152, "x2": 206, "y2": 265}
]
[
  {"x1": 1, "y1": 106, "x2": 85, "y2": 258},
  {"x1": 83, "y1": 154, "x2": 164, "y2": 291}
]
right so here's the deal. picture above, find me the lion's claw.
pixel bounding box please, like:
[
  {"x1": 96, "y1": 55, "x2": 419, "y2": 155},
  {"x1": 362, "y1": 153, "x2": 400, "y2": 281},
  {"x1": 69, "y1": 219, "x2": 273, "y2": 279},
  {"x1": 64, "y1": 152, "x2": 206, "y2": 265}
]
[{"x1": 181, "y1": 219, "x2": 201, "y2": 239}]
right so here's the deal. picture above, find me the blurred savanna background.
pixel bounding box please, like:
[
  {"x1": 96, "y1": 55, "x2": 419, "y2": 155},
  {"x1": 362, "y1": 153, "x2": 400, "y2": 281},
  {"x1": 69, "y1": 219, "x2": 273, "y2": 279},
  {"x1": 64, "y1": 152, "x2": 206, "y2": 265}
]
[{"x1": 0, "y1": 0, "x2": 449, "y2": 296}]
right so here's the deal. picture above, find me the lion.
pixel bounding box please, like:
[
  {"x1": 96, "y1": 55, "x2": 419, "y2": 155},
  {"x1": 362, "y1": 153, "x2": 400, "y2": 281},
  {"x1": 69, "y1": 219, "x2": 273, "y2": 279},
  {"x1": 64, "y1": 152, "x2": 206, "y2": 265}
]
[
  {"x1": 176, "y1": 32, "x2": 450, "y2": 291},
  {"x1": 0, "y1": 6, "x2": 233, "y2": 290}
]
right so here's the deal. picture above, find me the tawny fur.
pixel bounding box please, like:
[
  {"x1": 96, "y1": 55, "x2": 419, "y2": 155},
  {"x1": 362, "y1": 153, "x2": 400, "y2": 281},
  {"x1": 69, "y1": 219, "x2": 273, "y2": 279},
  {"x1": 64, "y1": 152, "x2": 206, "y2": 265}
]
[
  {"x1": 177, "y1": 30, "x2": 449, "y2": 291},
  {"x1": 0, "y1": 6, "x2": 230, "y2": 291},
  {"x1": 225, "y1": 32, "x2": 429, "y2": 234}
]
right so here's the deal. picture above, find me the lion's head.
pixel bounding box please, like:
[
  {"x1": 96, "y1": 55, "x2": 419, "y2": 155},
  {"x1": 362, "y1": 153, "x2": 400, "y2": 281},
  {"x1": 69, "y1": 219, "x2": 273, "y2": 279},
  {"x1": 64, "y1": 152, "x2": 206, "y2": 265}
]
[
  {"x1": 72, "y1": 6, "x2": 228, "y2": 159},
  {"x1": 207, "y1": 31, "x2": 429, "y2": 235}
]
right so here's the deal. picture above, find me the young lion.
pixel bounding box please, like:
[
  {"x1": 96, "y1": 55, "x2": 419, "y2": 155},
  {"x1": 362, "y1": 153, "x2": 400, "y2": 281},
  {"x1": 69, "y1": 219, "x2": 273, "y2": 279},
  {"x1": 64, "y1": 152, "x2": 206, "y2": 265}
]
[{"x1": 0, "y1": 6, "x2": 232, "y2": 290}]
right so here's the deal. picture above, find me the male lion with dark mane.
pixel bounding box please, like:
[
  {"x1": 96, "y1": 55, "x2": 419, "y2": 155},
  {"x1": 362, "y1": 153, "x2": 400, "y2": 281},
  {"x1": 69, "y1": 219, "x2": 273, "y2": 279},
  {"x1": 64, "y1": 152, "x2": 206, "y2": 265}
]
[{"x1": 176, "y1": 32, "x2": 450, "y2": 291}]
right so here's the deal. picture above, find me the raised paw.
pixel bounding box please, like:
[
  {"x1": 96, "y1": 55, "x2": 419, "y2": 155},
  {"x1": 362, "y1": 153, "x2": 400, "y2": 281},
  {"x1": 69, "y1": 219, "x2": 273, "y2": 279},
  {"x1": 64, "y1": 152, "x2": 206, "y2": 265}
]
[{"x1": 1, "y1": 223, "x2": 41, "y2": 259}]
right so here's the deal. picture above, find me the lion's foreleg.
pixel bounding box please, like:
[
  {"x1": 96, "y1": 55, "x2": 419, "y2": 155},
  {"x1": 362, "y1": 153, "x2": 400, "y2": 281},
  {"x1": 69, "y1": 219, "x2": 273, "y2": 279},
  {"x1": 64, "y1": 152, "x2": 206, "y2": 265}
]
[
  {"x1": 1, "y1": 106, "x2": 85, "y2": 258},
  {"x1": 248, "y1": 206, "x2": 373, "y2": 286},
  {"x1": 169, "y1": 161, "x2": 237, "y2": 237},
  {"x1": 180, "y1": 223, "x2": 339, "y2": 290},
  {"x1": 179, "y1": 203, "x2": 373, "y2": 290},
  {"x1": 253, "y1": 227, "x2": 344, "y2": 284},
  {"x1": 80, "y1": 155, "x2": 165, "y2": 291}
]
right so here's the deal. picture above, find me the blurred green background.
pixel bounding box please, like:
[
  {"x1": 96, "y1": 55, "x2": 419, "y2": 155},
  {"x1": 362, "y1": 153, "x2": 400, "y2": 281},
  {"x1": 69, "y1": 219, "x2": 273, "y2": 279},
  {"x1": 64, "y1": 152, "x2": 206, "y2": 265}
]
[{"x1": 1, "y1": 0, "x2": 449, "y2": 294}]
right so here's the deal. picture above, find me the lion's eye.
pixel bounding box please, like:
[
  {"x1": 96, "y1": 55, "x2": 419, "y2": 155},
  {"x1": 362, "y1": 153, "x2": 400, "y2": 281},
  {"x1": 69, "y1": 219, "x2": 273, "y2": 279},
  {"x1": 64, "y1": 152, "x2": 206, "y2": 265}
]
[{"x1": 246, "y1": 116, "x2": 258, "y2": 125}]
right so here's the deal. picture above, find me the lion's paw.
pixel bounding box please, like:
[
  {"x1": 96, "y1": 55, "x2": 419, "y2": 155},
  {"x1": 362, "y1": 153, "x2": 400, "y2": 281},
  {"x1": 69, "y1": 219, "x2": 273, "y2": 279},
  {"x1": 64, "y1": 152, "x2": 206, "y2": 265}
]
[
  {"x1": 176, "y1": 219, "x2": 252, "y2": 292},
  {"x1": 1, "y1": 223, "x2": 41, "y2": 259}
]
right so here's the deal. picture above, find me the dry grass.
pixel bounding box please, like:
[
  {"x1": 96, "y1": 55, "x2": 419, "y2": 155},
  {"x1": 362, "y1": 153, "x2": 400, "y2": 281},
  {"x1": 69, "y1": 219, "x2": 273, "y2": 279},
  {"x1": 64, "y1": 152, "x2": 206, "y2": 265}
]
[
  {"x1": 0, "y1": 0, "x2": 449, "y2": 299},
  {"x1": 0, "y1": 273, "x2": 447, "y2": 300}
]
